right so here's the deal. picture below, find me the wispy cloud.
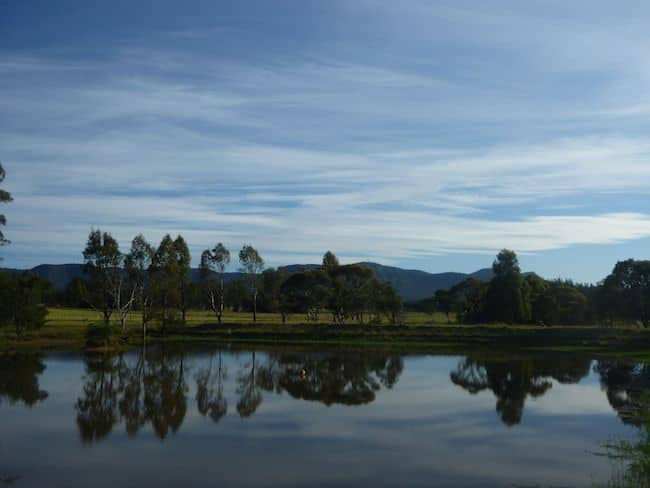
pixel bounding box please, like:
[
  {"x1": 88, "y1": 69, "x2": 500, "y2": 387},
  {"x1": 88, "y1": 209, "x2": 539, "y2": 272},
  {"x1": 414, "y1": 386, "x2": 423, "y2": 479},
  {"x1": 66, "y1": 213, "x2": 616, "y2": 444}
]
[{"x1": 2, "y1": 1, "x2": 650, "y2": 279}]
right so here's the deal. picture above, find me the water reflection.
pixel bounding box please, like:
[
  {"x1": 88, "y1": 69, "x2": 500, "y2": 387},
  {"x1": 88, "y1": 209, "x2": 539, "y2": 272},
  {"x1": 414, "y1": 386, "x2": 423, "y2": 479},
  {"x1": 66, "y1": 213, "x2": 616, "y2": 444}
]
[
  {"x1": 73, "y1": 348, "x2": 405, "y2": 441},
  {"x1": 236, "y1": 351, "x2": 262, "y2": 417},
  {"x1": 3, "y1": 348, "x2": 650, "y2": 486},
  {"x1": 594, "y1": 360, "x2": 650, "y2": 487},
  {"x1": 76, "y1": 348, "x2": 188, "y2": 443},
  {"x1": 450, "y1": 355, "x2": 592, "y2": 426},
  {"x1": 195, "y1": 351, "x2": 227, "y2": 423},
  {"x1": 595, "y1": 360, "x2": 650, "y2": 426},
  {"x1": 0, "y1": 353, "x2": 48, "y2": 407},
  {"x1": 255, "y1": 352, "x2": 403, "y2": 406}
]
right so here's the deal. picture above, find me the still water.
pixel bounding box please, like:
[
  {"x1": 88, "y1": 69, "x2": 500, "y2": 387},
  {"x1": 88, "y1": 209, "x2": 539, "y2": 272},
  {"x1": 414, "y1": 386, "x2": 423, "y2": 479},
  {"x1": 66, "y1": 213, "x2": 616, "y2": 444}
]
[{"x1": 1, "y1": 346, "x2": 648, "y2": 487}]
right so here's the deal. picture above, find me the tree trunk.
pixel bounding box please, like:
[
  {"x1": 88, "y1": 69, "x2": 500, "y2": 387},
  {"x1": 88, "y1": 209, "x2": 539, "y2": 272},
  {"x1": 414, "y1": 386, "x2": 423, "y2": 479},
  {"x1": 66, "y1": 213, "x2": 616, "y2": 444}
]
[
  {"x1": 218, "y1": 277, "x2": 224, "y2": 326},
  {"x1": 253, "y1": 292, "x2": 257, "y2": 323}
]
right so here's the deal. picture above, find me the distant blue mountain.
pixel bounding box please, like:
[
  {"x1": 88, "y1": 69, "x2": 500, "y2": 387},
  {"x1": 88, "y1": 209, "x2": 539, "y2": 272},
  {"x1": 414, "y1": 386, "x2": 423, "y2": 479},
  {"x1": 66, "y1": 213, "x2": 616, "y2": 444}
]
[{"x1": 1, "y1": 262, "x2": 495, "y2": 301}]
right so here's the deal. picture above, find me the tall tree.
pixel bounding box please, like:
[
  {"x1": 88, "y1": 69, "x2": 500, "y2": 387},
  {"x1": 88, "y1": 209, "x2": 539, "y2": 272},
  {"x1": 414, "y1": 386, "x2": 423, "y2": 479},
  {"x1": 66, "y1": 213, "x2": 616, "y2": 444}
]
[
  {"x1": 173, "y1": 235, "x2": 191, "y2": 323},
  {"x1": 125, "y1": 235, "x2": 155, "y2": 341},
  {"x1": 82, "y1": 230, "x2": 123, "y2": 324},
  {"x1": 153, "y1": 235, "x2": 179, "y2": 329},
  {"x1": 485, "y1": 249, "x2": 530, "y2": 324},
  {"x1": 602, "y1": 259, "x2": 650, "y2": 327},
  {"x1": 0, "y1": 162, "x2": 13, "y2": 251},
  {"x1": 238, "y1": 245, "x2": 264, "y2": 323},
  {"x1": 199, "y1": 243, "x2": 230, "y2": 325},
  {"x1": 322, "y1": 250, "x2": 339, "y2": 270}
]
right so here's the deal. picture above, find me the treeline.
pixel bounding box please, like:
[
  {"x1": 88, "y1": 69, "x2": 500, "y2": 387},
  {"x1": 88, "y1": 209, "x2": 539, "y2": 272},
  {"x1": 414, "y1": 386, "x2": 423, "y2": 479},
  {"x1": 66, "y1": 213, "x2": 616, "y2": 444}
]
[
  {"x1": 53, "y1": 230, "x2": 403, "y2": 335},
  {"x1": 421, "y1": 249, "x2": 650, "y2": 327}
]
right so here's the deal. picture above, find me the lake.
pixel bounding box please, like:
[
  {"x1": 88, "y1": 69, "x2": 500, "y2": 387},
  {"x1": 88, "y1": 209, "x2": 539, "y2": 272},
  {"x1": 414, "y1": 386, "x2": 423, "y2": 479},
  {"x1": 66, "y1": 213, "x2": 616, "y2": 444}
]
[{"x1": 1, "y1": 346, "x2": 648, "y2": 487}]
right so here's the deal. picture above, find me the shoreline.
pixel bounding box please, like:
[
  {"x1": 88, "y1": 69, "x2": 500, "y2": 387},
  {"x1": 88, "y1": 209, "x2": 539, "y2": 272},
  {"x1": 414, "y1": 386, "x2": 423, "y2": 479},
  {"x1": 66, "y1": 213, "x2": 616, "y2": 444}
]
[{"x1": 3, "y1": 322, "x2": 650, "y2": 360}]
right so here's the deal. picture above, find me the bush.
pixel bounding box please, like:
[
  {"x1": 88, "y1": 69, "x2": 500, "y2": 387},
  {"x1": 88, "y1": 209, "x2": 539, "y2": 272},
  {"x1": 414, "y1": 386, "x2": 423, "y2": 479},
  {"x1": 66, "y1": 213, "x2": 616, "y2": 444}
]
[{"x1": 85, "y1": 324, "x2": 115, "y2": 348}]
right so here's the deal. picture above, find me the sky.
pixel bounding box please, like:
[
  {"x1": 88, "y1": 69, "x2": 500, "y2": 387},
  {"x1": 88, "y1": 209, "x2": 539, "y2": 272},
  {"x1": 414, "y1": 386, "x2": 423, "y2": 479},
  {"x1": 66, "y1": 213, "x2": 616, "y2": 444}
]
[{"x1": 2, "y1": 0, "x2": 650, "y2": 282}]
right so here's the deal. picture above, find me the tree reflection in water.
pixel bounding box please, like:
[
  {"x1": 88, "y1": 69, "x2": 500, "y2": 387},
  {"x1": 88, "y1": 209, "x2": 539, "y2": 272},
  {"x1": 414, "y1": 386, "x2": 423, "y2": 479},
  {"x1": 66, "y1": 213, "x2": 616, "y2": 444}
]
[
  {"x1": 594, "y1": 360, "x2": 650, "y2": 487},
  {"x1": 237, "y1": 351, "x2": 262, "y2": 417},
  {"x1": 195, "y1": 351, "x2": 227, "y2": 423},
  {"x1": 0, "y1": 353, "x2": 48, "y2": 407},
  {"x1": 450, "y1": 355, "x2": 591, "y2": 426},
  {"x1": 254, "y1": 352, "x2": 404, "y2": 407},
  {"x1": 75, "y1": 348, "x2": 405, "y2": 441},
  {"x1": 76, "y1": 347, "x2": 188, "y2": 444}
]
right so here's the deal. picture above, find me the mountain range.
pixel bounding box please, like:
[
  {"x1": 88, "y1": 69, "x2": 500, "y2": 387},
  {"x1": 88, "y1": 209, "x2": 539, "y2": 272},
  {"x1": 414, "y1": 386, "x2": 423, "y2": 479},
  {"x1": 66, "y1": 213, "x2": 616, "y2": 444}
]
[{"x1": 1, "y1": 262, "x2": 495, "y2": 301}]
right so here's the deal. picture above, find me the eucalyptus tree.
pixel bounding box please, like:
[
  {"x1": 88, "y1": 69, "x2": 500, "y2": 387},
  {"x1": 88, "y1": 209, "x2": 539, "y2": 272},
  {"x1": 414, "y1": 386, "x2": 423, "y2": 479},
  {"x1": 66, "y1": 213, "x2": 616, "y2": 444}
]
[
  {"x1": 82, "y1": 230, "x2": 123, "y2": 325},
  {"x1": 153, "y1": 234, "x2": 179, "y2": 328},
  {"x1": 199, "y1": 243, "x2": 230, "y2": 325},
  {"x1": 238, "y1": 244, "x2": 264, "y2": 323},
  {"x1": 125, "y1": 235, "x2": 155, "y2": 340},
  {"x1": 0, "y1": 162, "x2": 12, "y2": 250},
  {"x1": 173, "y1": 235, "x2": 191, "y2": 323}
]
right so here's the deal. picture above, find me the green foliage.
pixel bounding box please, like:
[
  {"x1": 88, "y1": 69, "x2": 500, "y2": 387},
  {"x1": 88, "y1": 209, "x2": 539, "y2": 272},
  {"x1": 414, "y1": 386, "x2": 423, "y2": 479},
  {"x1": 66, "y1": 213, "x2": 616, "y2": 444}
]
[
  {"x1": 280, "y1": 269, "x2": 330, "y2": 322},
  {"x1": 238, "y1": 244, "x2": 264, "y2": 322},
  {"x1": 84, "y1": 324, "x2": 115, "y2": 348},
  {"x1": 173, "y1": 235, "x2": 191, "y2": 322},
  {"x1": 199, "y1": 243, "x2": 230, "y2": 323},
  {"x1": 0, "y1": 272, "x2": 48, "y2": 335},
  {"x1": 601, "y1": 259, "x2": 650, "y2": 327},
  {"x1": 0, "y1": 162, "x2": 12, "y2": 248},
  {"x1": 322, "y1": 250, "x2": 339, "y2": 269},
  {"x1": 431, "y1": 251, "x2": 592, "y2": 326},
  {"x1": 485, "y1": 249, "x2": 530, "y2": 324},
  {"x1": 153, "y1": 234, "x2": 181, "y2": 328},
  {"x1": 82, "y1": 229, "x2": 123, "y2": 324}
]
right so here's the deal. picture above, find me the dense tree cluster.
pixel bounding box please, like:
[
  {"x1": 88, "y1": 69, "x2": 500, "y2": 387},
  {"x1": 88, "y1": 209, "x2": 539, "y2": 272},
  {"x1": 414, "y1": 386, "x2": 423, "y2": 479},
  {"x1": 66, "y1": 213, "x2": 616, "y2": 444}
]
[
  {"x1": 430, "y1": 249, "x2": 650, "y2": 327},
  {"x1": 0, "y1": 272, "x2": 49, "y2": 335}
]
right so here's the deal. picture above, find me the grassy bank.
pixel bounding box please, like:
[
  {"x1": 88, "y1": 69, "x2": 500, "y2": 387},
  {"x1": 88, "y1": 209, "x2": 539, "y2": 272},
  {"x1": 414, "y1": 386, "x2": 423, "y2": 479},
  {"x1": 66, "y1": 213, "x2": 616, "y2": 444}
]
[{"x1": 2, "y1": 307, "x2": 650, "y2": 359}]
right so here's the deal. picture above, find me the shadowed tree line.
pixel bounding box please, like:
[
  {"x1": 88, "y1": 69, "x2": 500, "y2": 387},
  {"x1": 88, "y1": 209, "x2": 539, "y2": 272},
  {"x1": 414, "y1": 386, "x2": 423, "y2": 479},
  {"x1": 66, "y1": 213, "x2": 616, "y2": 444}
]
[{"x1": 428, "y1": 249, "x2": 650, "y2": 327}]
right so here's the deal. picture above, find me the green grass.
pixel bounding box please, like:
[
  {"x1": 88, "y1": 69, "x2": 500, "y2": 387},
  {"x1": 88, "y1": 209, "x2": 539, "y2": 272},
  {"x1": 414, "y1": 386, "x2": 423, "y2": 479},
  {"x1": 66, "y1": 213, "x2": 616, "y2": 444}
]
[
  {"x1": 43, "y1": 308, "x2": 453, "y2": 328},
  {"x1": 3, "y1": 307, "x2": 650, "y2": 357}
]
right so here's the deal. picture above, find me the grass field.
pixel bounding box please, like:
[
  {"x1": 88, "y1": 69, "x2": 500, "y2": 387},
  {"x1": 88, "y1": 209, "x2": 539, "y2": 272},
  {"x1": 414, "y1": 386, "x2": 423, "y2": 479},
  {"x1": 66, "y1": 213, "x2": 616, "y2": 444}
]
[
  {"x1": 0, "y1": 308, "x2": 452, "y2": 350},
  {"x1": 3, "y1": 307, "x2": 650, "y2": 357},
  {"x1": 43, "y1": 307, "x2": 453, "y2": 328}
]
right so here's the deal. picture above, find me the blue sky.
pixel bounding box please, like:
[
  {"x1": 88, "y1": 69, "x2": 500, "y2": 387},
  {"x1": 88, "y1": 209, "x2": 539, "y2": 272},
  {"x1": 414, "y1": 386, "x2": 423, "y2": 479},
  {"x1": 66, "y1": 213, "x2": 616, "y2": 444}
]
[{"x1": 2, "y1": 1, "x2": 650, "y2": 282}]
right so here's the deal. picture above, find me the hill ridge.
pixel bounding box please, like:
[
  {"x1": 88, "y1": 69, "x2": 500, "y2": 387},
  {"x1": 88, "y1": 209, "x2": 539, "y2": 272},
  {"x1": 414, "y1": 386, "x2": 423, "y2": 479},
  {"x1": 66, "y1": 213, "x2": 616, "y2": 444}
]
[{"x1": 1, "y1": 262, "x2": 495, "y2": 301}]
